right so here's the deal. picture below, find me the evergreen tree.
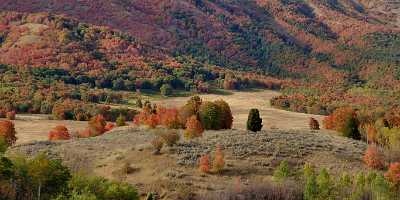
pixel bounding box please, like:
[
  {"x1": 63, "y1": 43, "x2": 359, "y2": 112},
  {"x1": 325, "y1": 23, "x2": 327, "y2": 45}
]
[
  {"x1": 247, "y1": 109, "x2": 263, "y2": 132},
  {"x1": 340, "y1": 116, "x2": 361, "y2": 140}
]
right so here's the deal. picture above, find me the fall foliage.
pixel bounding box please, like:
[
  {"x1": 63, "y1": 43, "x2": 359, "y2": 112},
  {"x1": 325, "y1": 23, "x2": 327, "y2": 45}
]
[
  {"x1": 212, "y1": 145, "x2": 225, "y2": 174},
  {"x1": 385, "y1": 162, "x2": 400, "y2": 186},
  {"x1": 363, "y1": 146, "x2": 384, "y2": 170},
  {"x1": 184, "y1": 115, "x2": 204, "y2": 139},
  {"x1": 199, "y1": 154, "x2": 210, "y2": 174},
  {"x1": 309, "y1": 118, "x2": 320, "y2": 130},
  {"x1": 0, "y1": 120, "x2": 17, "y2": 146},
  {"x1": 48, "y1": 125, "x2": 71, "y2": 141}
]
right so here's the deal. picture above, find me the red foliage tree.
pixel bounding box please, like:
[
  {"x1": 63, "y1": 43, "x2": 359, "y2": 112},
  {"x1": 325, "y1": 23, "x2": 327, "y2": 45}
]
[
  {"x1": 385, "y1": 162, "x2": 400, "y2": 186},
  {"x1": 0, "y1": 120, "x2": 17, "y2": 146},
  {"x1": 157, "y1": 107, "x2": 181, "y2": 129},
  {"x1": 6, "y1": 111, "x2": 16, "y2": 120},
  {"x1": 104, "y1": 123, "x2": 115, "y2": 132},
  {"x1": 48, "y1": 125, "x2": 71, "y2": 141},
  {"x1": 363, "y1": 146, "x2": 384, "y2": 170}
]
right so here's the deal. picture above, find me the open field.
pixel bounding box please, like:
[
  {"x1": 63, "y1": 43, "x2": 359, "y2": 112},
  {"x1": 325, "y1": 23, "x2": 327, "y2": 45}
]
[
  {"x1": 152, "y1": 89, "x2": 325, "y2": 130},
  {"x1": 7, "y1": 90, "x2": 325, "y2": 145}
]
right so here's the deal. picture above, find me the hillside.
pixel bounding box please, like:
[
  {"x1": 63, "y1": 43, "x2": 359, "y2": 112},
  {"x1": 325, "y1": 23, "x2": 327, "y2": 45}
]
[
  {"x1": 1, "y1": 0, "x2": 399, "y2": 82},
  {"x1": 9, "y1": 127, "x2": 368, "y2": 198}
]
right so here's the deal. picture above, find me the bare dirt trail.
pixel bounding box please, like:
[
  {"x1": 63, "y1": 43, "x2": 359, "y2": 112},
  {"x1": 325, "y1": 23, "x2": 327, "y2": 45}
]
[{"x1": 152, "y1": 90, "x2": 325, "y2": 130}]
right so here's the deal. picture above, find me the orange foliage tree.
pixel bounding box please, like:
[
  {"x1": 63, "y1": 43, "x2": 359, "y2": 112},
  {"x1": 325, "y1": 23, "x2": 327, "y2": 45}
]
[
  {"x1": 48, "y1": 125, "x2": 71, "y2": 141},
  {"x1": 385, "y1": 162, "x2": 400, "y2": 186},
  {"x1": 363, "y1": 146, "x2": 384, "y2": 170},
  {"x1": 0, "y1": 120, "x2": 17, "y2": 146},
  {"x1": 88, "y1": 115, "x2": 107, "y2": 136},
  {"x1": 213, "y1": 145, "x2": 225, "y2": 173},
  {"x1": 157, "y1": 107, "x2": 181, "y2": 129},
  {"x1": 199, "y1": 154, "x2": 210, "y2": 173},
  {"x1": 323, "y1": 107, "x2": 356, "y2": 131},
  {"x1": 184, "y1": 115, "x2": 204, "y2": 139}
]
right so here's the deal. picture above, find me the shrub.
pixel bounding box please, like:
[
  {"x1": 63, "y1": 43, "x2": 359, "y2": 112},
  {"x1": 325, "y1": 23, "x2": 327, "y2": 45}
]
[
  {"x1": 0, "y1": 120, "x2": 17, "y2": 146},
  {"x1": 5, "y1": 111, "x2": 16, "y2": 120},
  {"x1": 341, "y1": 115, "x2": 361, "y2": 140},
  {"x1": 198, "y1": 101, "x2": 222, "y2": 130},
  {"x1": 184, "y1": 115, "x2": 204, "y2": 139},
  {"x1": 48, "y1": 125, "x2": 71, "y2": 141},
  {"x1": 273, "y1": 160, "x2": 290, "y2": 181},
  {"x1": 116, "y1": 115, "x2": 126, "y2": 127},
  {"x1": 247, "y1": 109, "x2": 263, "y2": 132},
  {"x1": 160, "y1": 84, "x2": 173, "y2": 97},
  {"x1": 316, "y1": 168, "x2": 334, "y2": 199},
  {"x1": 104, "y1": 123, "x2": 115, "y2": 132},
  {"x1": 66, "y1": 176, "x2": 139, "y2": 200},
  {"x1": 160, "y1": 131, "x2": 180, "y2": 147},
  {"x1": 136, "y1": 98, "x2": 143, "y2": 108},
  {"x1": 214, "y1": 100, "x2": 233, "y2": 129},
  {"x1": 158, "y1": 107, "x2": 181, "y2": 129},
  {"x1": 88, "y1": 115, "x2": 107, "y2": 136},
  {"x1": 151, "y1": 137, "x2": 164, "y2": 154},
  {"x1": 178, "y1": 103, "x2": 198, "y2": 127},
  {"x1": 385, "y1": 162, "x2": 400, "y2": 186},
  {"x1": 212, "y1": 145, "x2": 225, "y2": 174},
  {"x1": 363, "y1": 146, "x2": 384, "y2": 170},
  {"x1": 309, "y1": 118, "x2": 320, "y2": 130},
  {"x1": 199, "y1": 154, "x2": 210, "y2": 173}
]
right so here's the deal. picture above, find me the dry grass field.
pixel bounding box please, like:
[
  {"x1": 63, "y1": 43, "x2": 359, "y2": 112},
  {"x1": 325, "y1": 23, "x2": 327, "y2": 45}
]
[{"x1": 152, "y1": 90, "x2": 325, "y2": 130}]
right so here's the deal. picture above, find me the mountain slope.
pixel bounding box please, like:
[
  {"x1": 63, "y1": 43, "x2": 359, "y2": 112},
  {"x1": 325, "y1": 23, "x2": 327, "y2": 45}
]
[{"x1": 0, "y1": 0, "x2": 399, "y2": 84}]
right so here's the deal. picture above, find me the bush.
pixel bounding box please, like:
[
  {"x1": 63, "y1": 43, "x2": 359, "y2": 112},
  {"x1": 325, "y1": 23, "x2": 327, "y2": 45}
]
[
  {"x1": 88, "y1": 115, "x2": 107, "y2": 136},
  {"x1": 309, "y1": 118, "x2": 320, "y2": 130},
  {"x1": 66, "y1": 176, "x2": 139, "y2": 200},
  {"x1": 184, "y1": 115, "x2": 204, "y2": 139},
  {"x1": 5, "y1": 111, "x2": 16, "y2": 120},
  {"x1": 363, "y1": 146, "x2": 384, "y2": 170},
  {"x1": 0, "y1": 120, "x2": 17, "y2": 146},
  {"x1": 116, "y1": 115, "x2": 126, "y2": 127},
  {"x1": 48, "y1": 125, "x2": 71, "y2": 141},
  {"x1": 385, "y1": 162, "x2": 400, "y2": 186},
  {"x1": 273, "y1": 160, "x2": 290, "y2": 181},
  {"x1": 212, "y1": 146, "x2": 225, "y2": 174},
  {"x1": 247, "y1": 109, "x2": 263, "y2": 132},
  {"x1": 199, "y1": 154, "x2": 210, "y2": 173},
  {"x1": 104, "y1": 123, "x2": 115, "y2": 132},
  {"x1": 151, "y1": 137, "x2": 164, "y2": 154},
  {"x1": 160, "y1": 131, "x2": 180, "y2": 147},
  {"x1": 214, "y1": 100, "x2": 233, "y2": 129},
  {"x1": 198, "y1": 101, "x2": 222, "y2": 130},
  {"x1": 323, "y1": 107, "x2": 361, "y2": 139}
]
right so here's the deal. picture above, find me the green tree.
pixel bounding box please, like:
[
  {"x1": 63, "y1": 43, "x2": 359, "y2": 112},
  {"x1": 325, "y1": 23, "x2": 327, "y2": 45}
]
[
  {"x1": 340, "y1": 115, "x2": 361, "y2": 140},
  {"x1": 116, "y1": 115, "x2": 127, "y2": 127},
  {"x1": 247, "y1": 109, "x2": 263, "y2": 132},
  {"x1": 316, "y1": 168, "x2": 333, "y2": 199},
  {"x1": 304, "y1": 173, "x2": 319, "y2": 200},
  {"x1": 273, "y1": 160, "x2": 290, "y2": 181},
  {"x1": 160, "y1": 84, "x2": 173, "y2": 97},
  {"x1": 198, "y1": 101, "x2": 222, "y2": 130}
]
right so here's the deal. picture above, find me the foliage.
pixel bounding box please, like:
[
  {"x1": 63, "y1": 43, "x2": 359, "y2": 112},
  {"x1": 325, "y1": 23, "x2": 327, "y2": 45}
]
[
  {"x1": 184, "y1": 115, "x2": 204, "y2": 139},
  {"x1": 0, "y1": 120, "x2": 17, "y2": 146},
  {"x1": 104, "y1": 123, "x2": 115, "y2": 132},
  {"x1": 151, "y1": 137, "x2": 164, "y2": 154},
  {"x1": 363, "y1": 146, "x2": 384, "y2": 170},
  {"x1": 5, "y1": 111, "x2": 16, "y2": 120},
  {"x1": 273, "y1": 160, "x2": 290, "y2": 181},
  {"x1": 198, "y1": 154, "x2": 210, "y2": 174},
  {"x1": 212, "y1": 145, "x2": 225, "y2": 174},
  {"x1": 48, "y1": 125, "x2": 71, "y2": 141},
  {"x1": 160, "y1": 131, "x2": 180, "y2": 147},
  {"x1": 323, "y1": 107, "x2": 361, "y2": 139},
  {"x1": 88, "y1": 115, "x2": 107, "y2": 136},
  {"x1": 309, "y1": 118, "x2": 320, "y2": 130},
  {"x1": 246, "y1": 109, "x2": 263, "y2": 132},
  {"x1": 198, "y1": 101, "x2": 222, "y2": 130},
  {"x1": 160, "y1": 84, "x2": 173, "y2": 97},
  {"x1": 116, "y1": 115, "x2": 126, "y2": 127},
  {"x1": 385, "y1": 162, "x2": 400, "y2": 187},
  {"x1": 214, "y1": 100, "x2": 233, "y2": 129}
]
